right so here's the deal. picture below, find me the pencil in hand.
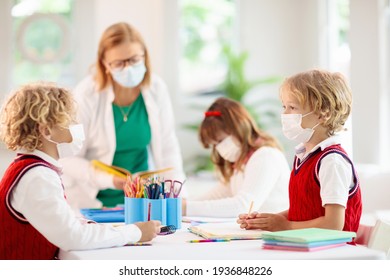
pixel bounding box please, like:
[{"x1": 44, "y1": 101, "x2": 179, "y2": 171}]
[{"x1": 247, "y1": 201, "x2": 254, "y2": 216}]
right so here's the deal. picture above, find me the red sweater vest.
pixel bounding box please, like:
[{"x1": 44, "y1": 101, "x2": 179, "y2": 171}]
[
  {"x1": 288, "y1": 145, "x2": 362, "y2": 233},
  {"x1": 0, "y1": 154, "x2": 62, "y2": 260}
]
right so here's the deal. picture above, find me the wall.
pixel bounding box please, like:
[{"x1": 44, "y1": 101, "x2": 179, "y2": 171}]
[
  {"x1": 350, "y1": 0, "x2": 390, "y2": 166},
  {"x1": 72, "y1": 0, "x2": 171, "y2": 87},
  {"x1": 0, "y1": 0, "x2": 12, "y2": 97},
  {"x1": 239, "y1": 0, "x2": 322, "y2": 79}
]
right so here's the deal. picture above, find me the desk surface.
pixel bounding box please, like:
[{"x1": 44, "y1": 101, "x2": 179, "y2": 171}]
[{"x1": 59, "y1": 223, "x2": 386, "y2": 260}]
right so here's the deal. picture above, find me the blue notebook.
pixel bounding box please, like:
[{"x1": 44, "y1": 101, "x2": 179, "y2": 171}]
[{"x1": 80, "y1": 208, "x2": 125, "y2": 223}]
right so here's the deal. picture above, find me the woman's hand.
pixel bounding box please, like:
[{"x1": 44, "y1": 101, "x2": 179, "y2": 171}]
[{"x1": 113, "y1": 176, "x2": 126, "y2": 190}]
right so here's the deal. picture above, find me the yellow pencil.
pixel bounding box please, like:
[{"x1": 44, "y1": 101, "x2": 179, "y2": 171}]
[{"x1": 247, "y1": 201, "x2": 254, "y2": 215}]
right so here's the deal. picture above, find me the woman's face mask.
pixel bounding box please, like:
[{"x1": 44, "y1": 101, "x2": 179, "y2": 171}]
[
  {"x1": 46, "y1": 124, "x2": 85, "y2": 159},
  {"x1": 110, "y1": 61, "x2": 146, "y2": 88},
  {"x1": 281, "y1": 112, "x2": 320, "y2": 143},
  {"x1": 215, "y1": 135, "x2": 242, "y2": 162}
]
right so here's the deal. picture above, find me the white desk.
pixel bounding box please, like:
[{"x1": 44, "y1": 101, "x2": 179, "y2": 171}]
[{"x1": 59, "y1": 223, "x2": 386, "y2": 260}]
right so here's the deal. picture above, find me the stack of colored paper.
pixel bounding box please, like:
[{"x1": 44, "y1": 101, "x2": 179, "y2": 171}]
[{"x1": 261, "y1": 228, "x2": 356, "y2": 252}]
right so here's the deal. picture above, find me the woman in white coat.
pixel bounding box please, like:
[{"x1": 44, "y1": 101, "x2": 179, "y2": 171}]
[{"x1": 61, "y1": 22, "x2": 185, "y2": 208}]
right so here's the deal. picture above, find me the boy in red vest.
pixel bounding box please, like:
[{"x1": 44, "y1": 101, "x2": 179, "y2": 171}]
[
  {"x1": 237, "y1": 69, "x2": 362, "y2": 234},
  {"x1": 0, "y1": 82, "x2": 160, "y2": 260}
]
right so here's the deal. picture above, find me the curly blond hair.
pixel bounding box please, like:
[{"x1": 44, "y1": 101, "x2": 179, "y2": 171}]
[
  {"x1": 0, "y1": 82, "x2": 76, "y2": 152},
  {"x1": 280, "y1": 69, "x2": 352, "y2": 136}
]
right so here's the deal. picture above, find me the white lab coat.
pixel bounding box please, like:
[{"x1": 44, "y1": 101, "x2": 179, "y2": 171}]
[{"x1": 61, "y1": 74, "x2": 185, "y2": 209}]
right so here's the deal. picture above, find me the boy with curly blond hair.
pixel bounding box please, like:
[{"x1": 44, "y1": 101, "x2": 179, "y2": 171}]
[{"x1": 0, "y1": 82, "x2": 160, "y2": 260}]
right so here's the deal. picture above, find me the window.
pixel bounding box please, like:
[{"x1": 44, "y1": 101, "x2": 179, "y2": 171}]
[
  {"x1": 328, "y1": 0, "x2": 350, "y2": 76},
  {"x1": 179, "y1": 0, "x2": 236, "y2": 95},
  {"x1": 326, "y1": 0, "x2": 353, "y2": 157},
  {"x1": 12, "y1": 0, "x2": 74, "y2": 87}
]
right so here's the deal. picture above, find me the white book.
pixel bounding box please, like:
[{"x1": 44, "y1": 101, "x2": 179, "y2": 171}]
[{"x1": 188, "y1": 222, "x2": 265, "y2": 240}]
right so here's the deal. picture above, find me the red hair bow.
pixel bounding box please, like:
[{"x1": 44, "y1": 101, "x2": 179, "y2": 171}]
[{"x1": 204, "y1": 111, "x2": 222, "y2": 117}]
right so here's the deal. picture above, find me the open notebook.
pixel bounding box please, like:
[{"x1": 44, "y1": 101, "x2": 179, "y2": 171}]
[{"x1": 188, "y1": 222, "x2": 265, "y2": 240}]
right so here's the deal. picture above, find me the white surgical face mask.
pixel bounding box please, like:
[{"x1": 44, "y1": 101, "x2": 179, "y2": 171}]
[
  {"x1": 215, "y1": 135, "x2": 241, "y2": 162},
  {"x1": 281, "y1": 112, "x2": 319, "y2": 143},
  {"x1": 111, "y1": 61, "x2": 146, "y2": 88},
  {"x1": 47, "y1": 124, "x2": 85, "y2": 159}
]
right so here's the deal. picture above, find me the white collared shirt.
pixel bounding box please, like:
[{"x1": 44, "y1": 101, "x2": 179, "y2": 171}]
[
  {"x1": 10, "y1": 150, "x2": 142, "y2": 251},
  {"x1": 295, "y1": 136, "x2": 354, "y2": 208},
  {"x1": 186, "y1": 146, "x2": 290, "y2": 217}
]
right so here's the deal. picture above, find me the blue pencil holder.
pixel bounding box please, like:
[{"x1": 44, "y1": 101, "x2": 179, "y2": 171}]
[
  {"x1": 125, "y1": 198, "x2": 147, "y2": 224},
  {"x1": 166, "y1": 198, "x2": 182, "y2": 229}
]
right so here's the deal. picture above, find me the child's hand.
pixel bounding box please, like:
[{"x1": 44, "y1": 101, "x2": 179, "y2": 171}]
[
  {"x1": 244, "y1": 213, "x2": 291, "y2": 231},
  {"x1": 237, "y1": 211, "x2": 259, "y2": 229},
  {"x1": 135, "y1": 220, "x2": 161, "y2": 242},
  {"x1": 181, "y1": 198, "x2": 187, "y2": 216}
]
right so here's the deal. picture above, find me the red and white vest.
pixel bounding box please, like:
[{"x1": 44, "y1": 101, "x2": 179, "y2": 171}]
[
  {"x1": 0, "y1": 154, "x2": 61, "y2": 260},
  {"x1": 288, "y1": 145, "x2": 362, "y2": 234}
]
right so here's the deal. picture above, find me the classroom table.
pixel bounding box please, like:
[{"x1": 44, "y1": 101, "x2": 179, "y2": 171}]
[{"x1": 58, "y1": 223, "x2": 386, "y2": 260}]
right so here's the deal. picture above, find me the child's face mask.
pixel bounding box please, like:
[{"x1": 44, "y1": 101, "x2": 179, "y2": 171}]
[
  {"x1": 281, "y1": 112, "x2": 320, "y2": 143},
  {"x1": 215, "y1": 135, "x2": 241, "y2": 162},
  {"x1": 46, "y1": 124, "x2": 85, "y2": 159}
]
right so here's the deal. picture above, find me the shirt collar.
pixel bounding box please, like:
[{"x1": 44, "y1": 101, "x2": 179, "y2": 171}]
[
  {"x1": 295, "y1": 135, "x2": 342, "y2": 160},
  {"x1": 19, "y1": 149, "x2": 63, "y2": 169}
]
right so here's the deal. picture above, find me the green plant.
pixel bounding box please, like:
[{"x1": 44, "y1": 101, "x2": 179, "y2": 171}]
[{"x1": 220, "y1": 45, "x2": 282, "y2": 129}]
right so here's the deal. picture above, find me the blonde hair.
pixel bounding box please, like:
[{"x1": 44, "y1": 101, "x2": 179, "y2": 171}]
[
  {"x1": 95, "y1": 22, "x2": 152, "y2": 90},
  {"x1": 0, "y1": 82, "x2": 75, "y2": 152},
  {"x1": 199, "y1": 97, "x2": 282, "y2": 183},
  {"x1": 280, "y1": 69, "x2": 352, "y2": 136}
]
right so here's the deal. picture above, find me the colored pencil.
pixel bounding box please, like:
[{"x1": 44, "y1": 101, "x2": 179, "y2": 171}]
[
  {"x1": 248, "y1": 201, "x2": 254, "y2": 215},
  {"x1": 187, "y1": 239, "x2": 231, "y2": 243},
  {"x1": 147, "y1": 202, "x2": 151, "y2": 221},
  {"x1": 126, "y1": 243, "x2": 152, "y2": 246}
]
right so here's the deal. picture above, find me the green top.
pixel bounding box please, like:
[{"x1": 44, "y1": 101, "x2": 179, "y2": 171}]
[{"x1": 97, "y1": 94, "x2": 151, "y2": 207}]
